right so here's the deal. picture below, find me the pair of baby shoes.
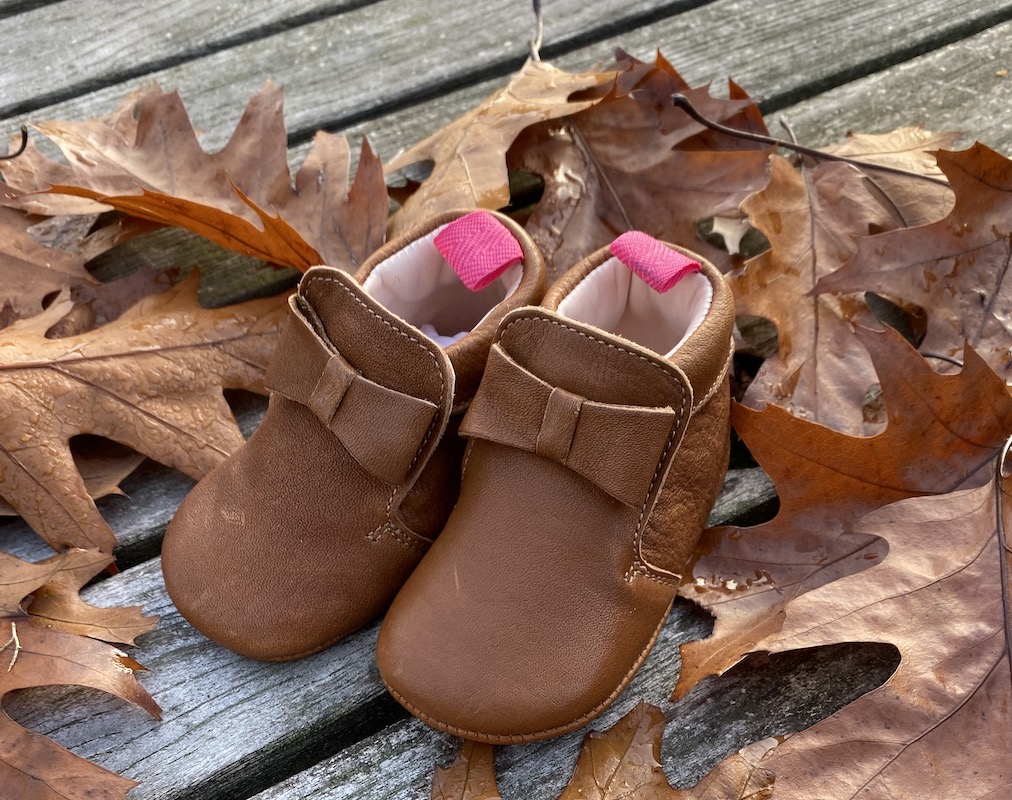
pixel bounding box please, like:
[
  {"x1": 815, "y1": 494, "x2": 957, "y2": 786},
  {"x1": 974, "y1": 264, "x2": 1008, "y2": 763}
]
[{"x1": 161, "y1": 209, "x2": 735, "y2": 744}]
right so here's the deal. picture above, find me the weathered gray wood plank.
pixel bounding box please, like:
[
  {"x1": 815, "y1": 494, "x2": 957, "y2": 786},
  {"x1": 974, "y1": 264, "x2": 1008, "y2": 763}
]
[
  {"x1": 250, "y1": 612, "x2": 896, "y2": 799},
  {"x1": 4, "y1": 468, "x2": 776, "y2": 799},
  {"x1": 6, "y1": 558, "x2": 396, "y2": 800},
  {"x1": 12, "y1": 0, "x2": 672, "y2": 150},
  {"x1": 16, "y1": 0, "x2": 1010, "y2": 155},
  {"x1": 0, "y1": 0, "x2": 369, "y2": 116},
  {"x1": 772, "y1": 17, "x2": 1012, "y2": 152},
  {"x1": 562, "y1": 0, "x2": 1012, "y2": 112}
]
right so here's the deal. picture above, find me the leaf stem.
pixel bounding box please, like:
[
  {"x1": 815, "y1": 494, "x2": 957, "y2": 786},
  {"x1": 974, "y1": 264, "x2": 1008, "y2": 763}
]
[
  {"x1": 529, "y1": 0, "x2": 544, "y2": 62},
  {"x1": 670, "y1": 93, "x2": 950, "y2": 188},
  {"x1": 568, "y1": 121, "x2": 633, "y2": 232},
  {"x1": 920, "y1": 352, "x2": 965, "y2": 367},
  {"x1": 995, "y1": 436, "x2": 1012, "y2": 676},
  {"x1": 2, "y1": 622, "x2": 21, "y2": 672},
  {"x1": 1, "y1": 124, "x2": 28, "y2": 161}
]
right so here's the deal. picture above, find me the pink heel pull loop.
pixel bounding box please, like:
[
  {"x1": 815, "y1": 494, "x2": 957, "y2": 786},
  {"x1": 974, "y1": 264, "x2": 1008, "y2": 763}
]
[
  {"x1": 434, "y1": 210, "x2": 524, "y2": 292},
  {"x1": 610, "y1": 231, "x2": 701, "y2": 293}
]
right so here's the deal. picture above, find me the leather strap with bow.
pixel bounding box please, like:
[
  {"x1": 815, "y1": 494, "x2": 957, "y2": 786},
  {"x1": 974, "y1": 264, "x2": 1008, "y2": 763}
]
[
  {"x1": 459, "y1": 343, "x2": 692, "y2": 508},
  {"x1": 264, "y1": 295, "x2": 441, "y2": 486}
]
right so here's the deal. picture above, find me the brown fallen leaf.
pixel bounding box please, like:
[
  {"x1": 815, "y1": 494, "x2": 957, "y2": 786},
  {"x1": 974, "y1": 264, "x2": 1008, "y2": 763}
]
[
  {"x1": 24, "y1": 548, "x2": 156, "y2": 644},
  {"x1": 559, "y1": 702, "x2": 679, "y2": 799},
  {"x1": 512, "y1": 52, "x2": 772, "y2": 278},
  {"x1": 0, "y1": 194, "x2": 174, "y2": 334},
  {"x1": 756, "y1": 457, "x2": 1012, "y2": 798},
  {"x1": 557, "y1": 702, "x2": 776, "y2": 799},
  {"x1": 733, "y1": 155, "x2": 908, "y2": 434},
  {"x1": 0, "y1": 272, "x2": 285, "y2": 553},
  {"x1": 815, "y1": 143, "x2": 1012, "y2": 380},
  {"x1": 0, "y1": 444, "x2": 144, "y2": 516},
  {"x1": 385, "y1": 58, "x2": 615, "y2": 236},
  {"x1": 0, "y1": 548, "x2": 159, "y2": 800},
  {"x1": 674, "y1": 328, "x2": 1012, "y2": 701},
  {"x1": 431, "y1": 740, "x2": 502, "y2": 800},
  {"x1": 0, "y1": 204, "x2": 96, "y2": 325},
  {"x1": 818, "y1": 127, "x2": 959, "y2": 227},
  {"x1": 1, "y1": 83, "x2": 387, "y2": 271}
]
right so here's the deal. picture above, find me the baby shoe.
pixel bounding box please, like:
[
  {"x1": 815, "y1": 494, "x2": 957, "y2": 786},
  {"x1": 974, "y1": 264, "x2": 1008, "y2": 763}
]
[
  {"x1": 162, "y1": 210, "x2": 546, "y2": 661},
  {"x1": 376, "y1": 231, "x2": 734, "y2": 742}
]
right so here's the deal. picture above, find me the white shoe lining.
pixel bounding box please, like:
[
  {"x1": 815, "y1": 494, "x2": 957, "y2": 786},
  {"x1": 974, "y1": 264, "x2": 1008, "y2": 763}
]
[
  {"x1": 557, "y1": 256, "x2": 712, "y2": 357},
  {"x1": 363, "y1": 223, "x2": 523, "y2": 346}
]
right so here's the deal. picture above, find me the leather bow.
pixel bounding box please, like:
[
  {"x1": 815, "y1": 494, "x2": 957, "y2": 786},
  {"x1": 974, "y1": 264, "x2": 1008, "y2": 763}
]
[
  {"x1": 264, "y1": 296, "x2": 439, "y2": 486},
  {"x1": 459, "y1": 344, "x2": 690, "y2": 507}
]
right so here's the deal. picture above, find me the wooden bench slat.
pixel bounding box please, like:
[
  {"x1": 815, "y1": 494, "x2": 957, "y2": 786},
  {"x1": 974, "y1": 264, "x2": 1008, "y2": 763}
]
[
  {"x1": 252, "y1": 613, "x2": 897, "y2": 799},
  {"x1": 14, "y1": 0, "x2": 1010, "y2": 154},
  {"x1": 7, "y1": 556, "x2": 393, "y2": 800},
  {"x1": 0, "y1": 0, "x2": 369, "y2": 116},
  {"x1": 765, "y1": 17, "x2": 1012, "y2": 153},
  {"x1": 4, "y1": 468, "x2": 775, "y2": 799},
  {"x1": 6, "y1": 0, "x2": 665, "y2": 147}
]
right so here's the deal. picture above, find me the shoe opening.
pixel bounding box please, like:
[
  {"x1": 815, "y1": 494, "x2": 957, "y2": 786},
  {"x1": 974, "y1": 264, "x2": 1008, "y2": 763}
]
[
  {"x1": 362, "y1": 219, "x2": 523, "y2": 347},
  {"x1": 557, "y1": 254, "x2": 712, "y2": 357}
]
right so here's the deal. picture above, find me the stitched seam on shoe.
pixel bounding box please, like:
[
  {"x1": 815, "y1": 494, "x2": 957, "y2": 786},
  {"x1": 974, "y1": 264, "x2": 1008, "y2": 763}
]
[
  {"x1": 626, "y1": 562, "x2": 680, "y2": 587},
  {"x1": 382, "y1": 594, "x2": 674, "y2": 744},
  {"x1": 364, "y1": 485, "x2": 433, "y2": 551},
  {"x1": 304, "y1": 274, "x2": 446, "y2": 485},
  {"x1": 691, "y1": 337, "x2": 734, "y2": 413},
  {"x1": 631, "y1": 398, "x2": 688, "y2": 582},
  {"x1": 365, "y1": 521, "x2": 429, "y2": 553}
]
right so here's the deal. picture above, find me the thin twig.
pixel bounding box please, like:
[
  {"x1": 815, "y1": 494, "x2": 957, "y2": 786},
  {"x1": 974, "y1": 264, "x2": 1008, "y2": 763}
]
[
  {"x1": 2, "y1": 622, "x2": 21, "y2": 672},
  {"x1": 920, "y1": 352, "x2": 965, "y2": 368},
  {"x1": 1, "y1": 125, "x2": 28, "y2": 161},
  {"x1": 779, "y1": 117, "x2": 800, "y2": 145},
  {"x1": 994, "y1": 437, "x2": 1012, "y2": 666},
  {"x1": 671, "y1": 93, "x2": 950, "y2": 188},
  {"x1": 529, "y1": 0, "x2": 544, "y2": 61},
  {"x1": 568, "y1": 121, "x2": 633, "y2": 231}
]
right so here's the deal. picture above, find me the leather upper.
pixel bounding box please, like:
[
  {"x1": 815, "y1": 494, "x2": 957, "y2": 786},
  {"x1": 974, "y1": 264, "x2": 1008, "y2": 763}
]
[
  {"x1": 378, "y1": 244, "x2": 734, "y2": 742},
  {"x1": 161, "y1": 210, "x2": 546, "y2": 661}
]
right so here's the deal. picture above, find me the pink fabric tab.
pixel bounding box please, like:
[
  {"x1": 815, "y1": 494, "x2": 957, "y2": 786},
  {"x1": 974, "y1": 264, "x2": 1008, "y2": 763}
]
[
  {"x1": 609, "y1": 231, "x2": 701, "y2": 293},
  {"x1": 434, "y1": 210, "x2": 523, "y2": 292}
]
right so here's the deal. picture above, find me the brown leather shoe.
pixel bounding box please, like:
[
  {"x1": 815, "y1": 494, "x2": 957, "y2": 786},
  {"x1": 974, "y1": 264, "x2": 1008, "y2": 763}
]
[
  {"x1": 377, "y1": 232, "x2": 734, "y2": 742},
  {"x1": 161, "y1": 210, "x2": 545, "y2": 661}
]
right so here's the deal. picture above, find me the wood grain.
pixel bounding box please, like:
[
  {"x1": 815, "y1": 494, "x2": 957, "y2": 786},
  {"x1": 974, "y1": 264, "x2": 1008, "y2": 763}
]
[{"x1": 1, "y1": 0, "x2": 1006, "y2": 797}]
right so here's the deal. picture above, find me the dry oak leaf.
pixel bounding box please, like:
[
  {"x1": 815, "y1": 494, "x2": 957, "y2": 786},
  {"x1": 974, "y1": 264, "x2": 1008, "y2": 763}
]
[
  {"x1": 0, "y1": 549, "x2": 159, "y2": 800},
  {"x1": 758, "y1": 462, "x2": 1012, "y2": 798},
  {"x1": 0, "y1": 189, "x2": 172, "y2": 334},
  {"x1": 431, "y1": 740, "x2": 502, "y2": 800},
  {"x1": 816, "y1": 143, "x2": 1012, "y2": 381},
  {"x1": 0, "y1": 444, "x2": 144, "y2": 516},
  {"x1": 22, "y1": 548, "x2": 157, "y2": 645},
  {"x1": 818, "y1": 127, "x2": 959, "y2": 227},
  {"x1": 559, "y1": 702, "x2": 680, "y2": 799},
  {"x1": 0, "y1": 203, "x2": 96, "y2": 325},
  {"x1": 673, "y1": 327, "x2": 1012, "y2": 701},
  {"x1": 1, "y1": 83, "x2": 386, "y2": 271},
  {"x1": 734, "y1": 154, "x2": 918, "y2": 435},
  {"x1": 0, "y1": 272, "x2": 286, "y2": 553},
  {"x1": 511, "y1": 51, "x2": 772, "y2": 278},
  {"x1": 558, "y1": 702, "x2": 776, "y2": 799},
  {"x1": 385, "y1": 58, "x2": 615, "y2": 236}
]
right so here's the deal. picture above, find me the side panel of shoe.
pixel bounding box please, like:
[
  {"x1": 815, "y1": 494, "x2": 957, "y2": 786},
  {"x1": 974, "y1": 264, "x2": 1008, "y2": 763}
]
[{"x1": 638, "y1": 377, "x2": 731, "y2": 580}]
